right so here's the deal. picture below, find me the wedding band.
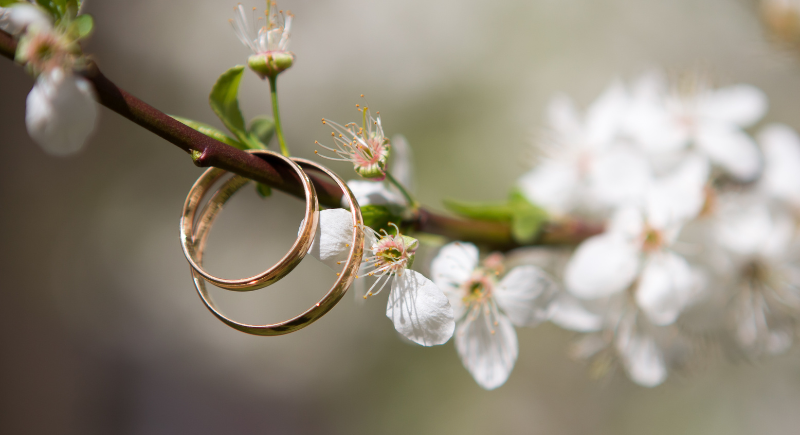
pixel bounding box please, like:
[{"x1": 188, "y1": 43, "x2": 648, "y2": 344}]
[
  {"x1": 190, "y1": 158, "x2": 365, "y2": 336},
  {"x1": 180, "y1": 150, "x2": 319, "y2": 291}
]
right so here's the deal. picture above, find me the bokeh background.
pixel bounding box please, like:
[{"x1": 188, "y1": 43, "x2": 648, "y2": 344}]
[{"x1": 2, "y1": 0, "x2": 800, "y2": 433}]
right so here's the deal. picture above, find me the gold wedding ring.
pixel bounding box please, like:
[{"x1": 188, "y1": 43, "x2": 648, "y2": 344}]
[
  {"x1": 180, "y1": 150, "x2": 318, "y2": 291},
  {"x1": 182, "y1": 154, "x2": 365, "y2": 336}
]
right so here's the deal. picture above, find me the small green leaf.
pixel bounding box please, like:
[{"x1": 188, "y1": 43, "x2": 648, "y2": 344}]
[
  {"x1": 209, "y1": 65, "x2": 262, "y2": 148},
  {"x1": 0, "y1": 1, "x2": 20, "y2": 7},
  {"x1": 361, "y1": 205, "x2": 398, "y2": 232},
  {"x1": 443, "y1": 199, "x2": 515, "y2": 221},
  {"x1": 508, "y1": 189, "x2": 548, "y2": 243},
  {"x1": 511, "y1": 209, "x2": 547, "y2": 243},
  {"x1": 69, "y1": 13, "x2": 93, "y2": 38},
  {"x1": 255, "y1": 183, "x2": 272, "y2": 198},
  {"x1": 172, "y1": 115, "x2": 246, "y2": 149},
  {"x1": 248, "y1": 116, "x2": 275, "y2": 149}
]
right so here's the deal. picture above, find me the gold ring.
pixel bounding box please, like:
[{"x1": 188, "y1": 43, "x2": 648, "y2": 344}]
[
  {"x1": 189, "y1": 158, "x2": 365, "y2": 336},
  {"x1": 180, "y1": 150, "x2": 319, "y2": 291}
]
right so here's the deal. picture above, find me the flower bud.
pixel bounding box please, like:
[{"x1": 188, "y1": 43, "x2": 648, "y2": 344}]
[{"x1": 247, "y1": 51, "x2": 294, "y2": 79}]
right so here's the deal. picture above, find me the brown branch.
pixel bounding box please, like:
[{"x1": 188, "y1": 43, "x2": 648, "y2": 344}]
[{"x1": 0, "y1": 29, "x2": 602, "y2": 249}]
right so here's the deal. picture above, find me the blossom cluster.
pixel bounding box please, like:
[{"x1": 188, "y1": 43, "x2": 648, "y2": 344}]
[{"x1": 521, "y1": 72, "x2": 800, "y2": 387}]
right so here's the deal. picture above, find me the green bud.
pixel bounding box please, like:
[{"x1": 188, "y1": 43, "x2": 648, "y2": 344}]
[{"x1": 247, "y1": 52, "x2": 294, "y2": 79}]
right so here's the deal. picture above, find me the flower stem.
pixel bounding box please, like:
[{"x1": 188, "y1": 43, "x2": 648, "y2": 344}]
[
  {"x1": 268, "y1": 74, "x2": 289, "y2": 157},
  {"x1": 385, "y1": 171, "x2": 419, "y2": 210}
]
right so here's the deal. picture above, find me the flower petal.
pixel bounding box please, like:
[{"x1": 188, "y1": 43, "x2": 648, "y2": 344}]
[
  {"x1": 589, "y1": 149, "x2": 652, "y2": 209},
  {"x1": 389, "y1": 134, "x2": 415, "y2": 192},
  {"x1": 26, "y1": 68, "x2": 97, "y2": 156},
  {"x1": 548, "y1": 293, "x2": 604, "y2": 332},
  {"x1": 430, "y1": 242, "x2": 478, "y2": 315},
  {"x1": 343, "y1": 180, "x2": 405, "y2": 210},
  {"x1": 696, "y1": 121, "x2": 761, "y2": 181},
  {"x1": 564, "y1": 234, "x2": 640, "y2": 299},
  {"x1": 518, "y1": 162, "x2": 580, "y2": 215},
  {"x1": 304, "y1": 208, "x2": 368, "y2": 271},
  {"x1": 700, "y1": 84, "x2": 767, "y2": 127},
  {"x1": 615, "y1": 324, "x2": 668, "y2": 387},
  {"x1": 0, "y1": 4, "x2": 52, "y2": 36},
  {"x1": 585, "y1": 81, "x2": 628, "y2": 146},
  {"x1": 494, "y1": 265, "x2": 557, "y2": 327},
  {"x1": 386, "y1": 270, "x2": 455, "y2": 346},
  {"x1": 758, "y1": 124, "x2": 800, "y2": 208},
  {"x1": 645, "y1": 153, "x2": 710, "y2": 229},
  {"x1": 455, "y1": 308, "x2": 518, "y2": 390},
  {"x1": 635, "y1": 251, "x2": 697, "y2": 325}
]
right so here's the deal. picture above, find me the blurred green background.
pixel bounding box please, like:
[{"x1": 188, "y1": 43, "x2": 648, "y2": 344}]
[{"x1": 2, "y1": 0, "x2": 800, "y2": 433}]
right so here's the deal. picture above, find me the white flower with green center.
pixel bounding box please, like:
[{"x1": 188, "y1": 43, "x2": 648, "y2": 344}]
[
  {"x1": 304, "y1": 209, "x2": 454, "y2": 346},
  {"x1": 230, "y1": 1, "x2": 294, "y2": 77},
  {"x1": 431, "y1": 242, "x2": 557, "y2": 389},
  {"x1": 316, "y1": 106, "x2": 390, "y2": 181}
]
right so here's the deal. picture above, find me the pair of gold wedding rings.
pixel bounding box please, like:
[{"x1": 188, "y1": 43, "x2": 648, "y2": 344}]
[{"x1": 179, "y1": 150, "x2": 365, "y2": 336}]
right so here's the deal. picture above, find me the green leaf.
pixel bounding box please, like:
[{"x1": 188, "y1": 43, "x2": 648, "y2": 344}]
[
  {"x1": 248, "y1": 116, "x2": 275, "y2": 149},
  {"x1": 511, "y1": 208, "x2": 547, "y2": 243},
  {"x1": 209, "y1": 65, "x2": 262, "y2": 149},
  {"x1": 361, "y1": 205, "x2": 399, "y2": 232},
  {"x1": 255, "y1": 183, "x2": 272, "y2": 198},
  {"x1": 508, "y1": 189, "x2": 548, "y2": 243},
  {"x1": 68, "y1": 13, "x2": 93, "y2": 38},
  {"x1": 443, "y1": 199, "x2": 515, "y2": 221},
  {"x1": 0, "y1": 1, "x2": 20, "y2": 7},
  {"x1": 172, "y1": 115, "x2": 247, "y2": 149},
  {"x1": 445, "y1": 190, "x2": 548, "y2": 244}
]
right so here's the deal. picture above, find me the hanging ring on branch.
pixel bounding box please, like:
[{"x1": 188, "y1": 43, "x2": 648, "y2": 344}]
[
  {"x1": 183, "y1": 153, "x2": 365, "y2": 336},
  {"x1": 180, "y1": 150, "x2": 319, "y2": 291}
]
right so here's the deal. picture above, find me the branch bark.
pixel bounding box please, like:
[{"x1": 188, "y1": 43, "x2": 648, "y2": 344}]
[{"x1": 0, "y1": 29, "x2": 602, "y2": 249}]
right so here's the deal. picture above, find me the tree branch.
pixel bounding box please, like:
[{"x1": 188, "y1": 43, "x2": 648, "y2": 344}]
[{"x1": 0, "y1": 29, "x2": 602, "y2": 249}]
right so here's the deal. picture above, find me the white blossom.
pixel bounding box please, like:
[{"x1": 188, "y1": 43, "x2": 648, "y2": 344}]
[
  {"x1": 519, "y1": 83, "x2": 651, "y2": 215},
  {"x1": 25, "y1": 67, "x2": 97, "y2": 156},
  {"x1": 431, "y1": 242, "x2": 556, "y2": 389},
  {"x1": 304, "y1": 209, "x2": 455, "y2": 346},
  {"x1": 625, "y1": 72, "x2": 766, "y2": 180},
  {"x1": 564, "y1": 155, "x2": 709, "y2": 325},
  {"x1": 230, "y1": 1, "x2": 292, "y2": 55},
  {"x1": 0, "y1": 3, "x2": 51, "y2": 36}
]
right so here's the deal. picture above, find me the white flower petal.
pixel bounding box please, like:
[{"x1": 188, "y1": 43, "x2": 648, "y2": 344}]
[
  {"x1": 386, "y1": 270, "x2": 455, "y2": 346},
  {"x1": 589, "y1": 149, "x2": 652, "y2": 209},
  {"x1": 549, "y1": 293, "x2": 604, "y2": 332},
  {"x1": 26, "y1": 69, "x2": 97, "y2": 156},
  {"x1": 0, "y1": 4, "x2": 52, "y2": 35},
  {"x1": 645, "y1": 153, "x2": 710, "y2": 228},
  {"x1": 430, "y1": 242, "x2": 478, "y2": 288},
  {"x1": 389, "y1": 134, "x2": 415, "y2": 193},
  {"x1": 758, "y1": 124, "x2": 800, "y2": 208},
  {"x1": 304, "y1": 208, "x2": 368, "y2": 271},
  {"x1": 494, "y1": 265, "x2": 557, "y2": 327},
  {"x1": 455, "y1": 308, "x2": 518, "y2": 390},
  {"x1": 343, "y1": 180, "x2": 405, "y2": 210},
  {"x1": 615, "y1": 324, "x2": 668, "y2": 387},
  {"x1": 565, "y1": 234, "x2": 640, "y2": 299},
  {"x1": 518, "y1": 162, "x2": 580, "y2": 215},
  {"x1": 607, "y1": 206, "x2": 644, "y2": 241},
  {"x1": 585, "y1": 81, "x2": 628, "y2": 146},
  {"x1": 715, "y1": 200, "x2": 773, "y2": 257},
  {"x1": 635, "y1": 251, "x2": 696, "y2": 325},
  {"x1": 696, "y1": 122, "x2": 761, "y2": 181},
  {"x1": 700, "y1": 84, "x2": 767, "y2": 127}
]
